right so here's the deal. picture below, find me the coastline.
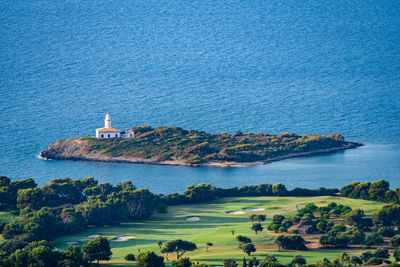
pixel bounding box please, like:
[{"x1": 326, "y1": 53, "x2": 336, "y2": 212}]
[{"x1": 40, "y1": 142, "x2": 362, "y2": 168}]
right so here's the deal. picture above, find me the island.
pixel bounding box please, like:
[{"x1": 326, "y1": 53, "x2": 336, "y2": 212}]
[{"x1": 40, "y1": 125, "x2": 362, "y2": 167}]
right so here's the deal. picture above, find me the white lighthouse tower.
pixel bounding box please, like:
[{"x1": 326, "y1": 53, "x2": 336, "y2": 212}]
[
  {"x1": 105, "y1": 112, "x2": 112, "y2": 128},
  {"x1": 95, "y1": 112, "x2": 121, "y2": 138}
]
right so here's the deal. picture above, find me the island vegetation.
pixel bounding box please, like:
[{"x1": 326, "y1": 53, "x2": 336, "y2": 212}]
[
  {"x1": 0, "y1": 176, "x2": 399, "y2": 266},
  {"x1": 40, "y1": 126, "x2": 361, "y2": 167}
]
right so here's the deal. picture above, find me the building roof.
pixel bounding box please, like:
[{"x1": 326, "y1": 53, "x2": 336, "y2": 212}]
[
  {"x1": 96, "y1": 127, "x2": 121, "y2": 133},
  {"x1": 125, "y1": 130, "x2": 135, "y2": 134}
]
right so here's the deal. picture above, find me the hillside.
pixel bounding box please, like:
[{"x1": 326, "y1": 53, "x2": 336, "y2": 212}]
[{"x1": 40, "y1": 126, "x2": 362, "y2": 167}]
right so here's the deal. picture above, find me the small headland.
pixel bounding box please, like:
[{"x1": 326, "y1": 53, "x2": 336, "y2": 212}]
[{"x1": 40, "y1": 126, "x2": 362, "y2": 167}]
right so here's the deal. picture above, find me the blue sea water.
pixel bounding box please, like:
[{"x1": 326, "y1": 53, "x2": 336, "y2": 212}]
[{"x1": 0, "y1": 0, "x2": 399, "y2": 193}]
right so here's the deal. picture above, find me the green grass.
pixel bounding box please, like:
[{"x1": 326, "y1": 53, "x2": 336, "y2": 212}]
[
  {"x1": 51, "y1": 196, "x2": 385, "y2": 266},
  {"x1": 0, "y1": 211, "x2": 17, "y2": 242}
]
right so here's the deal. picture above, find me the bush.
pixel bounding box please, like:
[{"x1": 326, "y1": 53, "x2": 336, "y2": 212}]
[
  {"x1": 172, "y1": 257, "x2": 192, "y2": 267},
  {"x1": 137, "y1": 251, "x2": 165, "y2": 267},
  {"x1": 360, "y1": 251, "x2": 374, "y2": 263},
  {"x1": 366, "y1": 233, "x2": 384, "y2": 247},
  {"x1": 291, "y1": 255, "x2": 306, "y2": 266},
  {"x1": 366, "y1": 257, "x2": 383, "y2": 265},
  {"x1": 125, "y1": 254, "x2": 136, "y2": 261},
  {"x1": 374, "y1": 248, "x2": 390, "y2": 259},
  {"x1": 391, "y1": 234, "x2": 400, "y2": 247},
  {"x1": 260, "y1": 262, "x2": 284, "y2": 267},
  {"x1": 377, "y1": 226, "x2": 397, "y2": 237},
  {"x1": 394, "y1": 248, "x2": 400, "y2": 261},
  {"x1": 274, "y1": 235, "x2": 307, "y2": 250}
]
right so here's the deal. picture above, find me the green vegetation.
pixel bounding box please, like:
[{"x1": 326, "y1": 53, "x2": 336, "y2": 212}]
[
  {"x1": 1, "y1": 177, "x2": 400, "y2": 266},
  {"x1": 43, "y1": 126, "x2": 359, "y2": 165},
  {"x1": 50, "y1": 195, "x2": 386, "y2": 266}
]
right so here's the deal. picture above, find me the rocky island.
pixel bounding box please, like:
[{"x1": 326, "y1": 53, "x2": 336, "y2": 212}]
[{"x1": 40, "y1": 125, "x2": 362, "y2": 167}]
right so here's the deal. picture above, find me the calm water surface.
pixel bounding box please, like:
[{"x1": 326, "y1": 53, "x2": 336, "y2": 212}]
[{"x1": 0, "y1": 0, "x2": 399, "y2": 193}]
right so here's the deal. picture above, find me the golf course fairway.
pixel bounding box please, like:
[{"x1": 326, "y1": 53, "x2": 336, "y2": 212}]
[{"x1": 51, "y1": 196, "x2": 386, "y2": 266}]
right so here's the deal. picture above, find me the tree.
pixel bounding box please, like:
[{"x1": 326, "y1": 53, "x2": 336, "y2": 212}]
[
  {"x1": 7, "y1": 247, "x2": 30, "y2": 266},
  {"x1": 360, "y1": 251, "x2": 373, "y2": 263},
  {"x1": 366, "y1": 233, "x2": 384, "y2": 247},
  {"x1": 365, "y1": 257, "x2": 383, "y2": 266},
  {"x1": 2, "y1": 222, "x2": 23, "y2": 239},
  {"x1": 376, "y1": 226, "x2": 397, "y2": 237},
  {"x1": 206, "y1": 242, "x2": 213, "y2": 252},
  {"x1": 17, "y1": 188, "x2": 45, "y2": 210},
  {"x1": 291, "y1": 255, "x2": 306, "y2": 266},
  {"x1": 0, "y1": 176, "x2": 10, "y2": 187},
  {"x1": 161, "y1": 239, "x2": 197, "y2": 260},
  {"x1": 394, "y1": 248, "x2": 400, "y2": 261},
  {"x1": 316, "y1": 220, "x2": 327, "y2": 232},
  {"x1": 29, "y1": 245, "x2": 61, "y2": 267},
  {"x1": 156, "y1": 203, "x2": 168, "y2": 213},
  {"x1": 250, "y1": 257, "x2": 259, "y2": 267},
  {"x1": 125, "y1": 254, "x2": 136, "y2": 261},
  {"x1": 236, "y1": 235, "x2": 252, "y2": 248},
  {"x1": 374, "y1": 248, "x2": 390, "y2": 259},
  {"x1": 274, "y1": 235, "x2": 307, "y2": 250},
  {"x1": 251, "y1": 223, "x2": 263, "y2": 235},
  {"x1": 340, "y1": 252, "x2": 349, "y2": 265},
  {"x1": 264, "y1": 255, "x2": 277, "y2": 262},
  {"x1": 368, "y1": 180, "x2": 390, "y2": 201},
  {"x1": 243, "y1": 243, "x2": 256, "y2": 256},
  {"x1": 385, "y1": 189, "x2": 398, "y2": 202},
  {"x1": 184, "y1": 183, "x2": 216, "y2": 202},
  {"x1": 157, "y1": 240, "x2": 163, "y2": 248},
  {"x1": 63, "y1": 245, "x2": 85, "y2": 266},
  {"x1": 224, "y1": 259, "x2": 238, "y2": 267},
  {"x1": 373, "y1": 204, "x2": 400, "y2": 227},
  {"x1": 137, "y1": 251, "x2": 165, "y2": 267},
  {"x1": 249, "y1": 214, "x2": 256, "y2": 223},
  {"x1": 82, "y1": 236, "x2": 112, "y2": 265},
  {"x1": 350, "y1": 256, "x2": 362, "y2": 266},
  {"x1": 274, "y1": 235, "x2": 284, "y2": 250},
  {"x1": 272, "y1": 183, "x2": 287, "y2": 196},
  {"x1": 344, "y1": 209, "x2": 365, "y2": 226},
  {"x1": 243, "y1": 257, "x2": 247, "y2": 267},
  {"x1": 172, "y1": 257, "x2": 192, "y2": 267},
  {"x1": 390, "y1": 234, "x2": 400, "y2": 247},
  {"x1": 255, "y1": 214, "x2": 266, "y2": 223}
]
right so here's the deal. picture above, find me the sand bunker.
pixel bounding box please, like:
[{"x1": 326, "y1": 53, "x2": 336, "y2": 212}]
[
  {"x1": 227, "y1": 211, "x2": 245, "y2": 215},
  {"x1": 66, "y1": 241, "x2": 78, "y2": 245},
  {"x1": 112, "y1": 236, "x2": 136, "y2": 242},
  {"x1": 87, "y1": 235, "x2": 100, "y2": 239},
  {"x1": 186, "y1": 217, "x2": 200, "y2": 222},
  {"x1": 244, "y1": 208, "x2": 265, "y2": 211}
]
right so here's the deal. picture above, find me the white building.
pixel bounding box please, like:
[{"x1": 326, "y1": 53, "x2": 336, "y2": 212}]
[{"x1": 95, "y1": 112, "x2": 134, "y2": 139}]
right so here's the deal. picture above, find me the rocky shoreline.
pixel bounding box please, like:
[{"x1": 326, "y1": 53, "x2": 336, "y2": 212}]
[{"x1": 40, "y1": 138, "x2": 362, "y2": 168}]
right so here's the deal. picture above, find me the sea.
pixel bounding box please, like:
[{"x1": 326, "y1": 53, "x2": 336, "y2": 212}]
[{"x1": 0, "y1": 0, "x2": 399, "y2": 194}]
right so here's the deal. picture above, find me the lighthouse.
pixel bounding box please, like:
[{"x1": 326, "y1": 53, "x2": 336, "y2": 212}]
[
  {"x1": 95, "y1": 112, "x2": 134, "y2": 139},
  {"x1": 95, "y1": 112, "x2": 121, "y2": 138},
  {"x1": 105, "y1": 112, "x2": 112, "y2": 128}
]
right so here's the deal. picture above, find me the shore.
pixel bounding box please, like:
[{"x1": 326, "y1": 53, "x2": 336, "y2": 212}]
[{"x1": 40, "y1": 139, "x2": 362, "y2": 168}]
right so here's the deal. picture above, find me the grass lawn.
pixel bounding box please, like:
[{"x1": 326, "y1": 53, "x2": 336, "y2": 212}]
[
  {"x1": 51, "y1": 196, "x2": 386, "y2": 266},
  {"x1": 0, "y1": 211, "x2": 18, "y2": 242}
]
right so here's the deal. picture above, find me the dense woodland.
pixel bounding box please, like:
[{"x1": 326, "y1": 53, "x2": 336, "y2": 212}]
[
  {"x1": 80, "y1": 126, "x2": 354, "y2": 164},
  {"x1": 0, "y1": 177, "x2": 400, "y2": 266}
]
